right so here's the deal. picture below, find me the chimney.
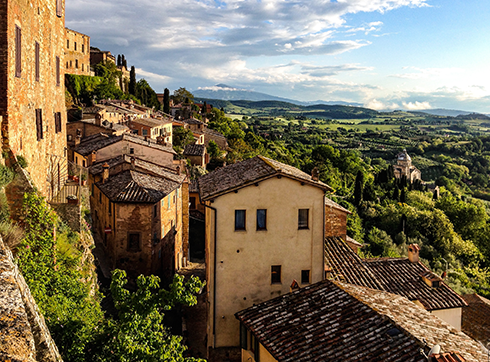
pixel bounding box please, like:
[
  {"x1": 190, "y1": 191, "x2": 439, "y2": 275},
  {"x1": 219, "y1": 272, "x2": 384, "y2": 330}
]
[
  {"x1": 311, "y1": 167, "x2": 320, "y2": 181},
  {"x1": 176, "y1": 166, "x2": 181, "y2": 175},
  {"x1": 102, "y1": 162, "x2": 110, "y2": 183},
  {"x1": 130, "y1": 157, "x2": 135, "y2": 170},
  {"x1": 75, "y1": 135, "x2": 82, "y2": 146},
  {"x1": 89, "y1": 151, "x2": 97, "y2": 166},
  {"x1": 408, "y1": 244, "x2": 420, "y2": 263}
]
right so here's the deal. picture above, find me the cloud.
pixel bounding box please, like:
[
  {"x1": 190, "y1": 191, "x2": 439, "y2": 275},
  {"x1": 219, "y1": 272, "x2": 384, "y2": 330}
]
[{"x1": 402, "y1": 101, "x2": 432, "y2": 110}]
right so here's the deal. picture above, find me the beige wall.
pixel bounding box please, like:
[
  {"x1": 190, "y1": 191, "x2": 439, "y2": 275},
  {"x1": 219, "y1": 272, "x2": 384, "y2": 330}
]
[
  {"x1": 206, "y1": 176, "x2": 325, "y2": 348},
  {"x1": 431, "y1": 307, "x2": 462, "y2": 331}
]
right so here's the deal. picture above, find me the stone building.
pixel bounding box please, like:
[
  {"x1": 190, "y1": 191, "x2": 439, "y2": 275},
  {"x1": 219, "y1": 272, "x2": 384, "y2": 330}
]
[
  {"x1": 198, "y1": 155, "x2": 332, "y2": 356},
  {"x1": 90, "y1": 47, "x2": 115, "y2": 67},
  {"x1": 89, "y1": 156, "x2": 188, "y2": 279},
  {"x1": 0, "y1": 0, "x2": 67, "y2": 199},
  {"x1": 129, "y1": 117, "x2": 172, "y2": 143},
  {"x1": 394, "y1": 149, "x2": 421, "y2": 182},
  {"x1": 65, "y1": 28, "x2": 90, "y2": 75}
]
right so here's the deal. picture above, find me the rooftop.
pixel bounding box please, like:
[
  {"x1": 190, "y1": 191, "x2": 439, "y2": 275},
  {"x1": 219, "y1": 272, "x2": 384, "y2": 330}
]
[
  {"x1": 183, "y1": 144, "x2": 206, "y2": 157},
  {"x1": 325, "y1": 197, "x2": 351, "y2": 214},
  {"x1": 236, "y1": 280, "x2": 483, "y2": 362},
  {"x1": 97, "y1": 170, "x2": 181, "y2": 203},
  {"x1": 131, "y1": 117, "x2": 172, "y2": 128},
  {"x1": 199, "y1": 155, "x2": 332, "y2": 201}
]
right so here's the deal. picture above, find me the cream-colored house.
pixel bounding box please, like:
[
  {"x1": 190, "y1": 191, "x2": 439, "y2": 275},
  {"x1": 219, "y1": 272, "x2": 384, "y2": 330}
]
[{"x1": 198, "y1": 155, "x2": 332, "y2": 355}]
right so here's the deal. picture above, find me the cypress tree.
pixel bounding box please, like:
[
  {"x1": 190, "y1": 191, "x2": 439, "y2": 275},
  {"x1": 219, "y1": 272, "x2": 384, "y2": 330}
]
[
  {"x1": 354, "y1": 170, "x2": 364, "y2": 207},
  {"x1": 393, "y1": 185, "x2": 399, "y2": 201},
  {"x1": 129, "y1": 66, "x2": 136, "y2": 95},
  {"x1": 163, "y1": 88, "x2": 170, "y2": 114},
  {"x1": 400, "y1": 187, "x2": 406, "y2": 203},
  {"x1": 117, "y1": 54, "x2": 122, "y2": 66}
]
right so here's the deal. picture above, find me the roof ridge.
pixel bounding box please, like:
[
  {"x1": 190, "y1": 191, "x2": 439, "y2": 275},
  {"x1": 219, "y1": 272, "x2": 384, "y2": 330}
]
[{"x1": 257, "y1": 155, "x2": 282, "y2": 172}]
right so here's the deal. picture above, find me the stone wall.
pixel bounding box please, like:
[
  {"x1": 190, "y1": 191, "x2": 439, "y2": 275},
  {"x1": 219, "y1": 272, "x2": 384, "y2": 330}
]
[
  {"x1": 324, "y1": 206, "x2": 348, "y2": 239},
  {"x1": 0, "y1": 237, "x2": 63, "y2": 361},
  {"x1": 65, "y1": 28, "x2": 90, "y2": 76},
  {"x1": 51, "y1": 203, "x2": 81, "y2": 232},
  {"x1": 5, "y1": 161, "x2": 36, "y2": 223}
]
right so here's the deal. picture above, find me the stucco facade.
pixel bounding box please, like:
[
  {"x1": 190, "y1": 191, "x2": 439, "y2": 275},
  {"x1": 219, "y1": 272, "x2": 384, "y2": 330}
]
[
  {"x1": 204, "y1": 176, "x2": 326, "y2": 349},
  {"x1": 431, "y1": 307, "x2": 462, "y2": 332},
  {"x1": 0, "y1": 0, "x2": 67, "y2": 198},
  {"x1": 64, "y1": 28, "x2": 90, "y2": 75}
]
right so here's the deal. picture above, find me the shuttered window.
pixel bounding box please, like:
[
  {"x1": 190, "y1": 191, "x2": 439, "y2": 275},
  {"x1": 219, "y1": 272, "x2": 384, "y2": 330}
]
[
  {"x1": 56, "y1": 0, "x2": 62, "y2": 17},
  {"x1": 35, "y1": 42, "x2": 40, "y2": 82},
  {"x1": 54, "y1": 112, "x2": 62, "y2": 133},
  {"x1": 15, "y1": 26, "x2": 21, "y2": 78},
  {"x1": 56, "y1": 56, "x2": 60, "y2": 86},
  {"x1": 36, "y1": 109, "x2": 43, "y2": 141}
]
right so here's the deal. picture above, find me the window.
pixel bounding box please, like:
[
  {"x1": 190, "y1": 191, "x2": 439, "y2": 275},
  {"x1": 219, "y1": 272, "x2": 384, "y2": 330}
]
[
  {"x1": 189, "y1": 196, "x2": 196, "y2": 210},
  {"x1": 75, "y1": 59, "x2": 78, "y2": 68},
  {"x1": 56, "y1": 56, "x2": 60, "y2": 86},
  {"x1": 256, "y1": 209, "x2": 267, "y2": 230},
  {"x1": 142, "y1": 129, "x2": 148, "y2": 136},
  {"x1": 56, "y1": 0, "x2": 62, "y2": 17},
  {"x1": 298, "y1": 209, "x2": 309, "y2": 229},
  {"x1": 128, "y1": 233, "x2": 141, "y2": 251},
  {"x1": 301, "y1": 270, "x2": 310, "y2": 284},
  {"x1": 129, "y1": 147, "x2": 134, "y2": 154},
  {"x1": 67, "y1": 39, "x2": 69, "y2": 48},
  {"x1": 235, "y1": 210, "x2": 246, "y2": 230},
  {"x1": 82, "y1": 64, "x2": 84, "y2": 71},
  {"x1": 54, "y1": 112, "x2": 62, "y2": 133},
  {"x1": 82, "y1": 44, "x2": 84, "y2": 53},
  {"x1": 35, "y1": 42, "x2": 40, "y2": 82},
  {"x1": 15, "y1": 26, "x2": 21, "y2": 78},
  {"x1": 108, "y1": 201, "x2": 111, "y2": 215},
  {"x1": 271, "y1": 265, "x2": 281, "y2": 284},
  {"x1": 153, "y1": 204, "x2": 158, "y2": 218},
  {"x1": 74, "y1": 42, "x2": 77, "y2": 51},
  {"x1": 167, "y1": 195, "x2": 170, "y2": 210},
  {"x1": 35, "y1": 109, "x2": 43, "y2": 140}
]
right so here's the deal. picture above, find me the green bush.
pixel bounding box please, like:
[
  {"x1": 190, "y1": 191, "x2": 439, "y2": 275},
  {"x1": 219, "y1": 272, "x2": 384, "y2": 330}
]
[{"x1": 16, "y1": 155, "x2": 27, "y2": 168}]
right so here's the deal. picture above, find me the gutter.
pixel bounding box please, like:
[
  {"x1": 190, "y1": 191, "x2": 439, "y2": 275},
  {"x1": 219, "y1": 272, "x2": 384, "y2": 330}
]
[{"x1": 203, "y1": 202, "x2": 217, "y2": 347}]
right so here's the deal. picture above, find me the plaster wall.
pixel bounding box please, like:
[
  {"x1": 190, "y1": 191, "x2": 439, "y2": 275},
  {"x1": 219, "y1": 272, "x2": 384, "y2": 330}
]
[
  {"x1": 206, "y1": 176, "x2": 325, "y2": 348},
  {"x1": 431, "y1": 307, "x2": 462, "y2": 331},
  {"x1": 93, "y1": 141, "x2": 174, "y2": 167}
]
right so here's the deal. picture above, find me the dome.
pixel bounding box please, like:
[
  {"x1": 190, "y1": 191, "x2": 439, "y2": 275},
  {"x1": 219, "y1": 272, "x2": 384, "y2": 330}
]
[{"x1": 397, "y1": 149, "x2": 411, "y2": 162}]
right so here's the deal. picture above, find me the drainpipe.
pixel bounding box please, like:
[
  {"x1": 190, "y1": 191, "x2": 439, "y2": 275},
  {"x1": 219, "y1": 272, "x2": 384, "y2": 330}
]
[{"x1": 203, "y1": 202, "x2": 217, "y2": 348}]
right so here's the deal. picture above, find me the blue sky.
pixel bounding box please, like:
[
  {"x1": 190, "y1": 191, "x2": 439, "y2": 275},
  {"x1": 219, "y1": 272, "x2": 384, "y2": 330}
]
[{"x1": 66, "y1": 0, "x2": 490, "y2": 112}]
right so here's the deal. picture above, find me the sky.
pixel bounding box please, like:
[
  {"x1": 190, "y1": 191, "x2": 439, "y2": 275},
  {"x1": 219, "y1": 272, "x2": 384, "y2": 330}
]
[{"x1": 66, "y1": 0, "x2": 490, "y2": 113}]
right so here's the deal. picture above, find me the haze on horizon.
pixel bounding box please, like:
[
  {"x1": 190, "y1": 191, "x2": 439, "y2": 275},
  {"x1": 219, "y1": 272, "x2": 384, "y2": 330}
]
[{"x1": 66, "y1": 0, "x2": 490, "y2": 113}]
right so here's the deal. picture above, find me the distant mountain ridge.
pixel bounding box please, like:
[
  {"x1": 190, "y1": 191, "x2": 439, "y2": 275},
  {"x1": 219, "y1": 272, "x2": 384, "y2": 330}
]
[{"x1": 192, "y1": 84, "x2": 362, "y2": 107}]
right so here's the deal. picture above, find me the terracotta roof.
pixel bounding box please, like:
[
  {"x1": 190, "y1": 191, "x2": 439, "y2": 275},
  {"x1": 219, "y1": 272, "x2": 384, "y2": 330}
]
[
  {"x1": 325, "y1": 237, "x2": 382, "y2": 290},
  {"x1": 183, "y1": 118, "x2": 205, "y2": 125},
  {"x1": 90, "y1": 155, "x2": 185, "y2": 184},
  {"x1": 183, "y1": 144, "x2": 206, "y2": 156},
  {"x1": 203, "y1": 128, "x2": 226, "y2": 139},
  {"x1": 199, "y1": 155, "x2": 332, "y2": 201},
  {"x1": 462, "y1": 293, "x2": 490, "y2": 346},
  {"x1": 324, "y1": 237, "x2": 467, "y2": 311},
  {"x1": 131, "y1": 117, "x2": 171, "y2": 127},
  {"x1": 97, "y1": 170, "x2": 180, "y2": 203},
  {"x1": 235, "y1": 280, "x2": 484, "y2": 362},
  {"x1": 73, "y1": 133, "x2": 175, "y2": 156},
  {"x1": 325, "y1": 197, "x2": 351, "y2": 214},
  {"x1": 431, "y1": 352, "x2": 466, "y2": 362},
  {"x1": 364, "y1": 258, "x2": 467, "y2": 310}
]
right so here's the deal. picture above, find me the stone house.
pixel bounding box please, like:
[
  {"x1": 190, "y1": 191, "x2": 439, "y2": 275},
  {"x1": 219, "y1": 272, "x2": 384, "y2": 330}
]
[
  {"x1": 66, "y1": 119, "x2": 128, "y2": 149},
  {"x1": 90, "y1": 48, "x2": 116, "y2": 67},
  {"x1": 129, "y1": 117, "x2": 172, "y2": 143},
  {"x1": 89, "y1": 156, "x2": 188, "y2": 279},
  {"x1": 324, "y1": 238, "x2": 467, "y2": 331},
  {"x1": 198, "y1": 155, "x2": 332, "y2": 355},
  {"x1": 0, "y1": 0, "x2": 67, "y2": 199},
  {"x1": 65, "y1": 28, "x2": 90, "y2": 75},
  {"x1": 236, "y1": 279, "x2": 484, "y2": 362},
  {"x1": 70, "y1": 133, "x2": 176, "y2": 168},
  {"x1": 394, "y1": 149, "x2": 421, "y2": 182},
  {"x1": 183, "y1": 144, "x2": 208, "y2": 168}
]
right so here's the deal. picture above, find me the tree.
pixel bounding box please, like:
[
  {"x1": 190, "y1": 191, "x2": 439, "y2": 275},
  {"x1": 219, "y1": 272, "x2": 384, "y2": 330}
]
[
  {"x1": 172, "y1": 126, "x2": 195, "y2": 151},
  {"x1": 202, "y1": 101, "x2": 207, "y2": 114},
  {"x1": 354, "y1": 170, "x2": 364, "y2": 206},
  {"x1": 89, "y1": 270, "x2": 205, "y2": 362},
  {"x1": 129, "y1": 66, "x2": 136, "y2": 95},
  {"x1": 117, "y1": 54, "x2": 121, "y2": 66},
  {"x1": 163, "y1": 88, "x2": 170, "y2": 114},
  {"x1": 172, "y1": 87, "x2": 194, "y2": 104},
  {"x1": 121, "y1": 54, "x2": 126, "y2": 68}
]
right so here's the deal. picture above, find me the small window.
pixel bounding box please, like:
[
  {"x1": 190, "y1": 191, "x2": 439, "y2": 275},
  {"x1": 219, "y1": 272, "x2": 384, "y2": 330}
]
[
  {"x1": 75, "y1": 59, "x2": 78, "y2": 68},
  {"x1": 56, "y1": 0, "x2": 62, "y2": 17},
  {"x1": 82, "y1": 64, "x2": 84, "y2": 71},
  {"x1": 235, "y1": 210, "x2": 246, "y2": 230},
  {"x1": 301, "y1": 270, "x2": 310, "y2": 284},
  {"x1": 128, "y1": 233, "x2": 141, "y2": 251},
  {"x1": 56, "y1": 56, "x2": 60, "y2": 86},
  {"x1": 74, "y1": 42, "x2": 77, "y2": 51},
  {"x1": 256, "y1": 209, "x2": 267, "y2": 230},
  {"x1": 15, "y1": 26, "x2": 21, "y2": 78},
  {"x1": 271, "y1": 265, "x2": 281, "y2": 284},
  {"x1": 298, "y1": 209, "x2": 309, "y2": 229},
  {"x1": 54, "y1": 112, "x2": 62, "y2": 133},
  {"x1": 35, "y1": 109, "x2": 43, "y2": 140},
  {"x1": 67, "y1": 39, "x2": 69, "y2": 48},
  {"x1": 142, "y1": 129, "x2": 148, "y2": 136},
  {"x1": 189, "y1": 196, "x2": 196, "y2": 210},
  {"x1": 35, "y1": 42, "x2": 40, "y2": 82},
  {"x1": 81, "y1": 43, "x2": 84, "y2": 53},
  {"x1": 153, "y1": 204, "x2": 158, "y2": 218},
  {"x1": 129, "y1": 147, "x2": 134, "y2": 154}
]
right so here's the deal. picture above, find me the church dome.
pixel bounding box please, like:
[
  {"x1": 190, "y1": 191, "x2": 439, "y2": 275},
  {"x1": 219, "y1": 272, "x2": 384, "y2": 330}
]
[{"x1": 397, "y1": 149, "x2": 411, "y2": 162}]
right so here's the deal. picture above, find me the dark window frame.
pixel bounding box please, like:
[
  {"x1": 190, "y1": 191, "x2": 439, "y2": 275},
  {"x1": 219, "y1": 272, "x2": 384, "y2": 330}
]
[
  {"x1": 301, "y1": 270, "x2": 310, "y2": 284},
  {"x1": 271, "y1": 265, "x2": 281, "y2": 284},
  {"x1": 15, "y1": 25, "x2": 21, "y2": 78},
  {"x1": 256, "y1": 209, "x2": 267, "y2": 230},
  {"x1": 54, "y1": 112, "x2": 62, "y2": 133},
  {"x1": 35, "y1": 109, "x2": 43, "y2": 140},
  {"x1": 35, "y1": 41, "x2": 40, "y2": 82},
  {"x1": 298, "y1": 209, "x2": 309, "y2": 229},
  {"x1": 235, "y1": 210, "x2": 246, "y2": 231},
  {"x1": 56, "y1": 56, "x2": 60, "y2": 86}
]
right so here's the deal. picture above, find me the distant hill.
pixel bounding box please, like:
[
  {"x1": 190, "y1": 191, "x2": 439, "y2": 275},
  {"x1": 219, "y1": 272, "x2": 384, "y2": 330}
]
[
  {"x1": 192, "y1": 84, "x2": 362, "y2": 107},
  {"x1": 412, "y1": 108, "x2": 473, "y2": 117}
]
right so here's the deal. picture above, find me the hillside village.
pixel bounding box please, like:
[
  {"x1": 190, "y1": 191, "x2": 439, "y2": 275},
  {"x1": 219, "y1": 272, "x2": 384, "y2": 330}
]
[{"x1": 1, "y1": 1, "x2": 490, "y2": 362}]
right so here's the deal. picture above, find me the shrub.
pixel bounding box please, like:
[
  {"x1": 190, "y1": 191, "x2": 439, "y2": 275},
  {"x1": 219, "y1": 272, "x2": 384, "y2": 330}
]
[{"x1": 16, "y1": 155, "x2": 27, "y2": 168}]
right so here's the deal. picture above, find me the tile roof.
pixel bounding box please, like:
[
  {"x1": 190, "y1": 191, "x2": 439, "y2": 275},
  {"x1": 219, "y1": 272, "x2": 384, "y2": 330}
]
[
  {"x1": 235, "y1": 280, "x2": 484, "y2": 362},
  {"x1": 183, "y1": 118, "x2": 205, "y2": 125},
  {"x1": 203, "y1": 127, "x2": 226, "y2": 139},
  {"x1": 431, "y1": 352, "x2": 466, "y2": 362},
  {"x1": 364, "y1": 258, "x2": 467, "y2": 310},
  {"x1": 72, "y1": 133, "x2": 175, "y2": 156},
  {"x1": 97, "y1": 170, "x2": 180, "y2": 203},
  {"x1": 189, "y1": 180, "x2": 199, "y2": 193},
  {"x1": 325, "y1": 197, "x2": 351, "y2": 214},
  {"x1": 324, "y1": 237, "x2": 467, "y2": 311},
  {"x1": 198, "y1": 155, "x2": 332, "y2": 200},
  {"x1": 131, "y1": 117, "x2": 171, "y2": 128},
  {"x1": 183, "y1": 144, "x2": 206, "y2": 156},
  {"x1": 324, "y1": 237, "x2": 382, "y2": 290},
  {"x1": 462, "y1": 293, "x2": 490, "y2": 346},
  {"x1": 90, "y1": 155, "x2": 186, "y2": 184}
]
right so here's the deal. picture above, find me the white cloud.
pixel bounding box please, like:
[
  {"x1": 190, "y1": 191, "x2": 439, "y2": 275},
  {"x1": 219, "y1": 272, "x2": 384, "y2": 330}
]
[{"x1": 402, "y1": 101, "x2": 432, "y2": 110}]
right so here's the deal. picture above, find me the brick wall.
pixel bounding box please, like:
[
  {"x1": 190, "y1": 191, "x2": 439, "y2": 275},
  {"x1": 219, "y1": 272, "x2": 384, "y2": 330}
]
[{"x1": 1, "y1": 0, "x2": 67, "y2": 199}]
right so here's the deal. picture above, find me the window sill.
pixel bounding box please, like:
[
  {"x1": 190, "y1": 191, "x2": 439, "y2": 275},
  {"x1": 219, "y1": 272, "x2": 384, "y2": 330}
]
[
  {"x1": 298, "y1": 227, "x2": 310, "y2": 230},
  {"x1": 234, "y1": 229, "x2": 247, "y2": 232}
]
